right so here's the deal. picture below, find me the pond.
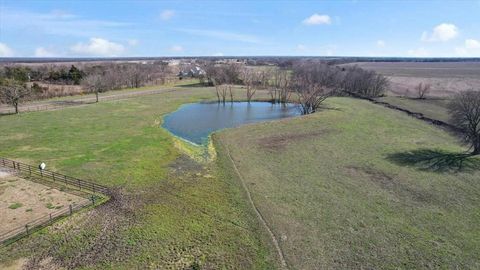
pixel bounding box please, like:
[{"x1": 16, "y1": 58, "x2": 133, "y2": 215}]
[{"x1": 162, "y1": 102, "x2": 300, "y2": 145}]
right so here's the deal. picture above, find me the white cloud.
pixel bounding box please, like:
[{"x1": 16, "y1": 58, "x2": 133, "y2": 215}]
[
  {"x1": 34, "y1": 47, "x2": 57, "y2": 57},
  {"x1": 2, "y1": 8, "x2": 132, "y2": 38},
  {"x1": 376, "y1": 40, "x2": 386, "y2": 47},
  {"x1": 127, "y1": 39, "x2": 139, "y2": 46},
  {"x1": 177, "y1": 28, "x2": 261, "y2": 43},
  {"x1": 302, "y1": 13, "x2": 331, "y2": 25},
  {"x1": 160, "y1": 10, "x2": 175, "y2": 20},
  {"x1": 70, "y1": 37, "x2": 125, "y2": 56},
  {"x1": 407, "y1": 47, "x2": 429, "y2": 57},
  {"x1": 455, "y1": 39, "x2": 480, "y2": 57},
  {"x1": 465, "y1": 39, "x2": 480, "y2": 49},
  {"x1": 170, "y1": 45, "x2": 183, "y2": 52},
  {"x1": 0, "y1": 43, "x2": 14, "y2": 57},
  {"x1": 212, "y1": 52, "x2": 224, "y2": 56},
  {"x1": 421, "y1": 23, "x2": 458, "y2": 42}
]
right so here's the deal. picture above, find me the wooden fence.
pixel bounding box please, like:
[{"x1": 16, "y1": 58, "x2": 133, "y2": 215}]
[
  {"x1": 0, "y1": 157, "x2": 110, "y2": 194},
  {"x1": 0, "y1": 157, "x2": 110, "y2": 244},
  {"x1": 0, "y1": 200, "x2": 93, "y2": 244}
]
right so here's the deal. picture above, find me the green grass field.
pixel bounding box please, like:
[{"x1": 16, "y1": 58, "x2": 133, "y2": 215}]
[
  {"x1": 376, "y1": 96, "x2": 451, "y2": 124},
  {"x1": 1, "y1": 83, "x2": 479, "y2": 269},
  {"x1": 215, "y1": 97, "x2": 480, "y2": 269},
  {"x1": 0, "y1": 86, "x2": 277, "y2": 269}
]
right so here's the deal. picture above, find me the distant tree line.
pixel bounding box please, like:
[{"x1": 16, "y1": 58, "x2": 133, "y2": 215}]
[
  {"x1": 0, "y1": 61, "x2": 173, "y2": 112},
  {"x1": 2, "y1": 65, "x2": 85, "y2": 85}
]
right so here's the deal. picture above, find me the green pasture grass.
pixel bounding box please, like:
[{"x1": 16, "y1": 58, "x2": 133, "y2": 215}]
[
  {"x1": 215, "y1": 97, "x2": 480, "y2": 269},
  {"x1": 377, "y1": 96, "x2": 451, "y2": 124},
  {"x1": 0, "y1": 86, "x2": 276, "y2": 269}
]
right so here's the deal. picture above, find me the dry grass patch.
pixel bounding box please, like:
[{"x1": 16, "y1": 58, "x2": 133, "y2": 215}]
[
  {"x1": 257, "y1": 130, "x2": 330, "y2": 151},
  {"x1": 0, "y1": 173, "x2": 89, "y2": 235}
]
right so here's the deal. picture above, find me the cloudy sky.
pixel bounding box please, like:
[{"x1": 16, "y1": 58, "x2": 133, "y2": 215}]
[{"x1": 1, "y1": 0, "x2": 479, "y2": 57}]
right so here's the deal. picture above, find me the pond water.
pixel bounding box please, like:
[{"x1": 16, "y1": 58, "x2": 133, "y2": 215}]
[{"x1": 162, "y1": 102, "x2": 300, "y2": 145}]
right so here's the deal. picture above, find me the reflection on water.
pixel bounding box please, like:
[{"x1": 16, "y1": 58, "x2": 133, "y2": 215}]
[{"x1": 162, "y1": 102, "x2": 300, "y2": 144}]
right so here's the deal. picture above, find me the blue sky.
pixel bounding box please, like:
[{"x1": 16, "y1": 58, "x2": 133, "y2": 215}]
[{"x1": 1, "y1": 0, "x2": 480, "y2": 57}]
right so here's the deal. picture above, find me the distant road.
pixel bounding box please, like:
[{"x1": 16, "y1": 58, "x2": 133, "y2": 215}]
[{"x1": 0, "y1": 87, "x2": 177, "y2": 115}]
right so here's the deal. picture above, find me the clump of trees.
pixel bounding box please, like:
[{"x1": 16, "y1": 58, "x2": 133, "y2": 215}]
[
  {"x1": 449, "y1": 90, "x2": 480, "y2": 155},
  {"x1": 205, "y1": 63, "x2": 241, "y2": 103},
  {"x1": 340, "y1": 65, "x2": 389, "y2": 98},
  {"x1": 291, "y1": 62, "x2": 342, "y2": 114},
  {"x1": 46, "y1": 65, "x2": 85, "y2": 85},
  {"x1": 0, "y1": 79, "x2": 30, "y2": 113},
  {"x1": 204, "y1": 61, "x2": 389, "y2": 114},
  {"x1": 83, "y1": 62, "x2": 170, "y2": 91},
  {"x1": 267, "y1": 69, "x2": 291, "y2": 104}
]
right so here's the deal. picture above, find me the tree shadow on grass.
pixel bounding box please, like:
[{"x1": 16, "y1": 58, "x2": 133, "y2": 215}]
[{"x1": 387, "y1": 149, "x2": 480, "y2": 173}]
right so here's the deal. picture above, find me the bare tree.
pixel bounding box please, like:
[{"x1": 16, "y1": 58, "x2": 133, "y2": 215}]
[
  {"x1": 206, "y1": 64, "x2": 240, "y2": 103},
  {"x1": 273, "y1": 69, "x2": 291, "y2": 104},
  {"x1": 449, "y1": 90, "x2": 480, "y2": 155},
  {"x1": 82, "y1": 74, "x2": 106, "y2": 103},
  {"x1": 291, "y1": 62, "x2": 340, "y2": 114},
  {"x1": 0, "y1": 79, "x2": 31, "y2": 113},
  {"x1": 415, "y1": 82, "x2": 431, "y2": 99},
  {"x1": 241, "y1": 68, "x2": 258, "y2": 102}
]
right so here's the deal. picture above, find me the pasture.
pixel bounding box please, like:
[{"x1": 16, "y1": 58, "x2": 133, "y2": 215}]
[
  {"x1": 215, "y1": 97, "x2": 480, "y2": 269},
  {"x1": 376, "y1": 96, "x2": 451, "y2": 124},
  {"x1": 0, "y1": 82, "x2": 479, "y2": 269},
  {"x1": 349, "y1": 62, "x2": 480, "y2": 97},
  {"x1": 0, "y1": 85, "x2": 277, "y2": 269}
]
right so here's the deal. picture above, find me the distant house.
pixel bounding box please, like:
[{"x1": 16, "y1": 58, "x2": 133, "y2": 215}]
[{"x1": 177, "y1": 66, "x2": 206, "y2": 79}]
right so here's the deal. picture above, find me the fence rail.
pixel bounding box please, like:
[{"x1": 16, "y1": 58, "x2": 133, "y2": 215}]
[
  {"x1": 0, "y1": 157, "x2": 110, "y2": 244},
  {"x1": 0, "y1": 200, "x2": 92, "y2": 244},
  {"x1": 0, "y1": 157, "x2": 110, "y2": 194}
]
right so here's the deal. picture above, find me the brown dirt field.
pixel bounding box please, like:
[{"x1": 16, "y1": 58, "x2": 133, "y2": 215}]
[
  {"x1": 0, "y1": 170, "x2": 89, "y2": 235},
  {"x1": 342, "y1": 62, "x2": 480, "y2": 97}
]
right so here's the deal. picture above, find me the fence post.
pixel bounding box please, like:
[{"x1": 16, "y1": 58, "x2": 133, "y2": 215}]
[
  {"x1": 49, "y1": 213, "x2": 52, "y2": 222},
  {"x1": 78, "y1": 179, "x2": 81, "y2": 190},
  {"x1": 29, "y1": 166, "x2": 31, "y2": 176},
  {"x1": 13, "y1": 161, "x2": 15, "y2": 170},
  {"x1": 64, "y1": 175, "x2": 67, "y2": 184},
  {"x1": 25, "y1": 224, "x2": 29, "y2": 235},
  {"x1": 2, "y1": 159, "x2": 5, "y2": 166},
  {"x1": 69, "y1": 204, "x2": 73, "y2": 215},
  {"x1": 17, "y1": 162, "x2": 20, "y2": 171}
]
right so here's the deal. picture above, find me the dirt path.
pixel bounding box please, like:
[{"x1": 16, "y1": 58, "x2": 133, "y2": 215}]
[
  {"x1": 224, "y1": 143, "x2": 289, "y2": 269},
  {"x1": 0, "y1": 88, "x2": 176, "y2": 115}
]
